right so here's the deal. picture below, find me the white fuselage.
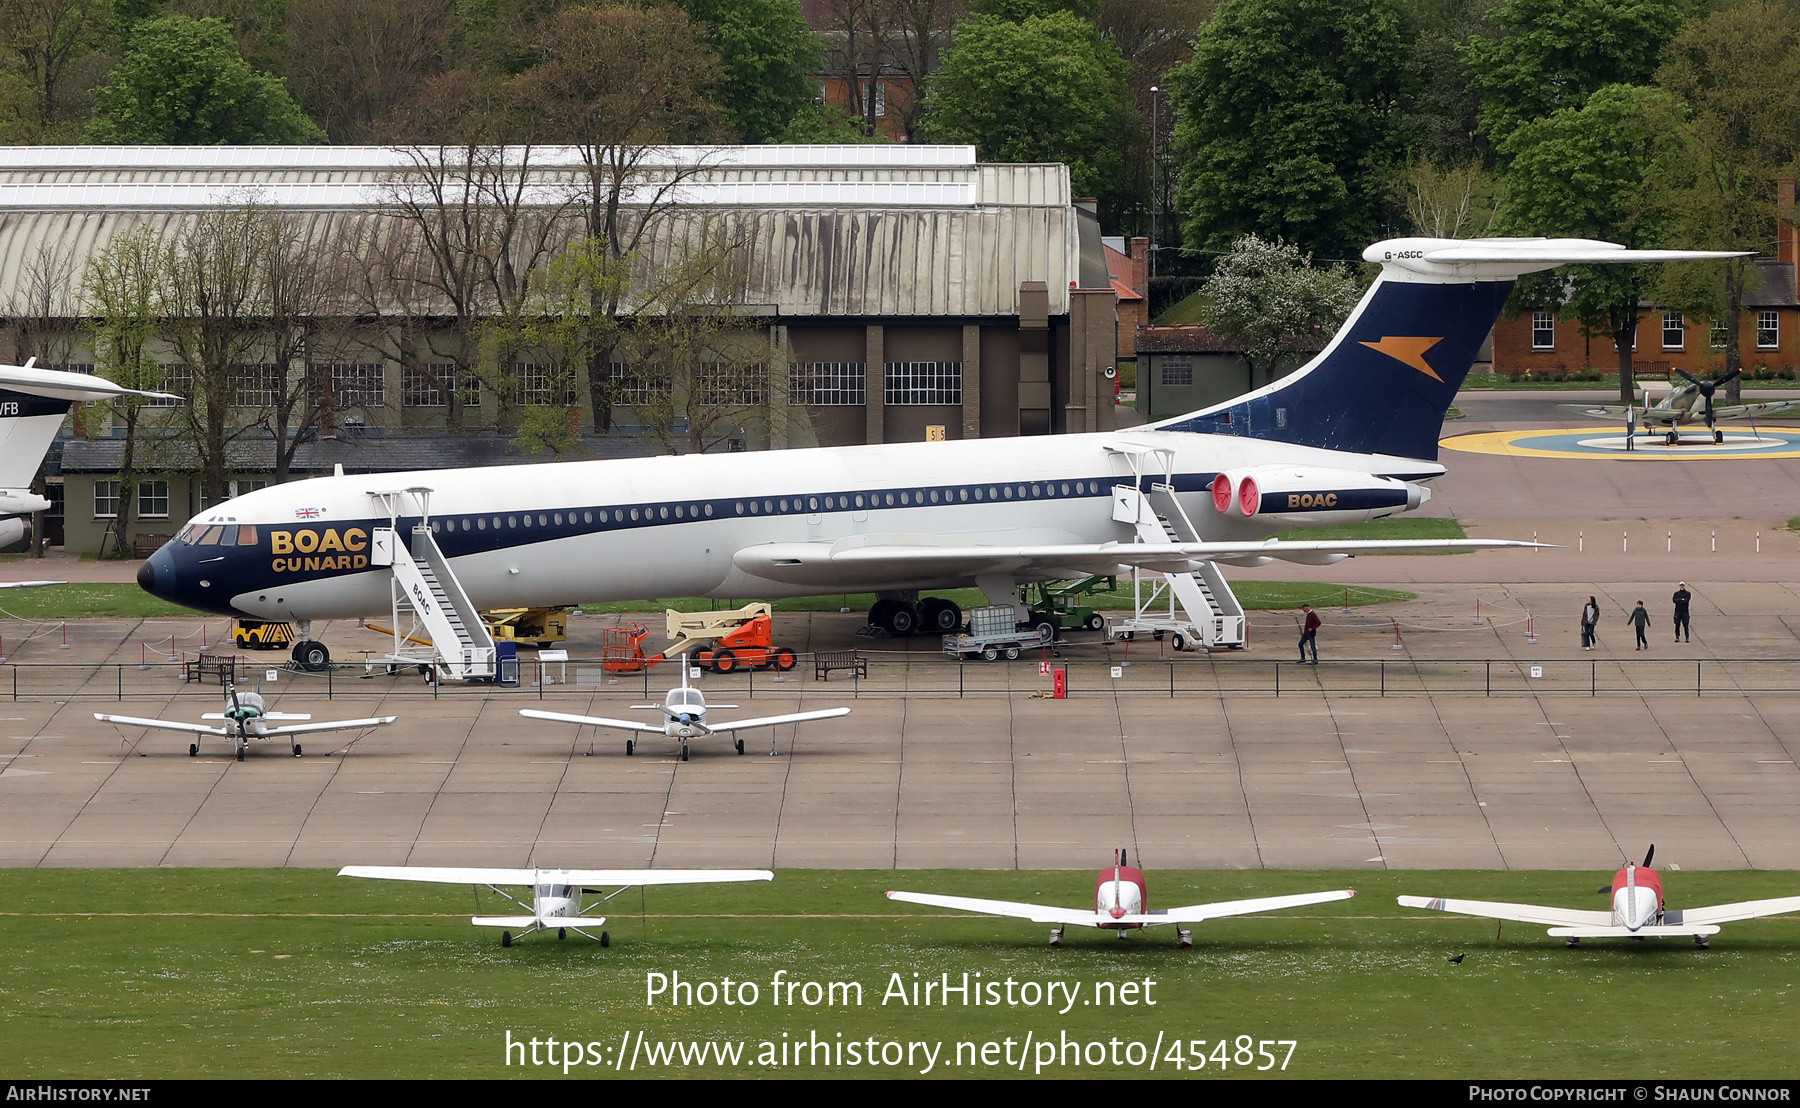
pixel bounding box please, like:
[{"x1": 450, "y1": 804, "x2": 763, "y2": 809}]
[{"x1": 153, "y1": 427, "x2": 1441, "y2": 621}]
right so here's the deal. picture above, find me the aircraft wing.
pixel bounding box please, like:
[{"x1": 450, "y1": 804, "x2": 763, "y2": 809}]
[
  {"x1": 0, "y1": 361, "x2": 182, "y2": 403},
  {"x1": 518, "y1": 708, "x2": 666, "y2": 734},
  {"x1": 735, "y1": 537, "x2": 1543, "y2": 585},
  {"x1": 1710, "y1": 399, "x2": 1800, "y2": 421},
  {"x1": 1545, "y1": 924, "x2": 1721, "y2": 938},
  {"x1": 256, "y1": 715, "x2": 397, "y2": 737},
  {"x1": 340, "y1": 866, "x2": 773, "y2": 887},
  {"x1": 0, "y1": 581, "x2": 64, "y2": 589},
  {"x1": 1668, "y1": 895, "x2": 1800, "y2": 927},
  {"x1": 1139, "y1": 888, "x2": 1356, "y2": 925},
  {"x1": 706, "y1": 707, "x2": 852, "y2": 734},
  {"x1": 885, "y1": 890, "x2": 1105, "y2": 928},
  {"x1": 93, "y1": 713, "x2": 228, "y2": 736},
  {"x1": 1398, "y1": 895, "x2": 1612, "y2": 929}
]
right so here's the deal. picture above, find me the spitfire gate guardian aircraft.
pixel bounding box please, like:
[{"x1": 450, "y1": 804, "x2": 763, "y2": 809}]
[
  {"x1": 1563, "y1": 367, "x2": 1800, "y2": 445},
  {"x1": 134, "y1": 239, "x2": 1738, "y2": 673}
]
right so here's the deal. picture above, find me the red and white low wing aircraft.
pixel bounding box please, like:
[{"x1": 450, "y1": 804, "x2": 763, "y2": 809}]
[
  {"x1": 1399, "y1": 846, "x2": 1800, "y2": 948},
  {"x1": 338, "y1": 865, "x2": 773, "y2": 947},
  {"x1": 886, "y1": 850, "x2": 1355, "y2": 948}
]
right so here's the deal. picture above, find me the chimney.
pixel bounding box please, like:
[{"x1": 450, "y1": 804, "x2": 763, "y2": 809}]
[
  {"x1": 1130, "y1": 236, "x2": 1149, "y2": 296},
  {"x1": 1780, "y1": 178, "x2": 1798, "y2": 289}
]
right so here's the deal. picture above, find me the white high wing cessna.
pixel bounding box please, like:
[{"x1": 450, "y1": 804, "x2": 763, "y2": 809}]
[
  {"x1": 888, "y1": 850, "x2": 1354, "y2": 948},
  {"x1": 337, "y1": 865, "x2": 774, "y2": 947},
  {"x1": 518, "y1": 656, "x2": 850, "y2": 759},
  {"x1": 1399, "y1": 847, "x2": 1800, "y2": 949},
  {"x1": 135, "y1": 238, "x2": 1739, "y2": 668},
  {"x1": 95, "y1": 684, "x2": 397, "y2": 760}
]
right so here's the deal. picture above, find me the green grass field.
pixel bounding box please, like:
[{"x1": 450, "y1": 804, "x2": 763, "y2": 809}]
[
  {"x1": 0, "y1": 582, "x2": 196, "y2": 618},
  {"x1": 5, "y1": 868, "x2": 1799, "y2": 1079}
]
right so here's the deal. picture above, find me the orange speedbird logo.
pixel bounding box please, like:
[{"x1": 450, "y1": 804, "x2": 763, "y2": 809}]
[{"x1": 1359, "y1": 336, "x2": 1444, "y2": 381}]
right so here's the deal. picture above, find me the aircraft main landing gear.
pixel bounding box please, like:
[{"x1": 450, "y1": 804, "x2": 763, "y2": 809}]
[
  {"x1": 501, "y1": 931, "x2": 512, "y2": 947},
  {"x1": 558, "y1": 928, "x2": 567, "y2": 940},
  {"x1": 1048, "y1": 927, "x2": 1063, "y2": 948},
  {"x1": 600, "y1": 931, "x2": 610, "y2": 948},
  {"x1": 1564, "y1": 937, "x2": 1580, "y2": 947},
  {"x1": 1178, "y1": 929, "x2": 1193, "y2": 950},
  {"x1": 292, "y1": 744, "x2": 302, "y2": 757},
  {"x1": 625, "y1": 739, "x2": 634, "y2": 756},
  {"x1": 735, "y1": 738, "x2": 745, "y2": 755},
  {"x1": 1695, "y1": 935, "x2": 1710, "y2": 949},
  {"x1": 189, "y1": 743, "x2": 198, "y2": 757}
]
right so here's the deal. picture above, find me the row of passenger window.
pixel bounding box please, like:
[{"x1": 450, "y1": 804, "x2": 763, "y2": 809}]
[{"x1": 423, "y1": 480, "x2": 1108, "y2": 536}]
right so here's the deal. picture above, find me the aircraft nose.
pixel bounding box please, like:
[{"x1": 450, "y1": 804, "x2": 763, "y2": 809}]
[
  {"x1": 138, "y1": 545, "x2": 173, "y2": 598},
  {"x1": 1109, "y1": 906, "x2": 1125, "y2": 919}
]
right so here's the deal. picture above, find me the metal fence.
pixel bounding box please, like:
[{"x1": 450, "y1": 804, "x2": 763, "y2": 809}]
[{"x1": 15, "y1": 654, "x2": 1800, "y2": 701}]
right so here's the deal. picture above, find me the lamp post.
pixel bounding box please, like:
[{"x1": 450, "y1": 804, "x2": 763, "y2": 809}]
[{"x1": 1149, "y1": 84, "x2": 1159, "y2": 281}]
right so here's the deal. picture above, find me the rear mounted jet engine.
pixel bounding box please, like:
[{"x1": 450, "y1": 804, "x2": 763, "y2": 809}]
[{"x1": 1211, "y1": 467, "x2": 1428, "y2": 527}]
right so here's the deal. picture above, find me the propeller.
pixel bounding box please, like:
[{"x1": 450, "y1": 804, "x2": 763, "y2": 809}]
[
  {"x1": 1673, "y1": 368, "x2": 1739, "y2": 426},
  {"x1": 1643, "y1": 844, "x2": 1655, "y2": 869}
]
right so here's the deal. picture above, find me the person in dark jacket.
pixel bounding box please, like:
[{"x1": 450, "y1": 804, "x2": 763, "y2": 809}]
[
  {"x1": 1299, "y1": 604, "x2": 1320, "y2": 663},
  {"x1": 1581, "y1": 596, "x2": 1599, "y2": 650},
  {"x1": 1672, "y1": 582, "x2": 1692, "y2": 643},
  {"x1": 1628, "y1": 601, "x2": 1651, "y2": 650}
]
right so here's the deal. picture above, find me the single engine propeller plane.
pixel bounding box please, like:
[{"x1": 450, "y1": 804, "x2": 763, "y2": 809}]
[
  {"x1": 95, "y1": 684, "x2": 396, "y2": 760},
  {"x1": 886, "y1": 850, "x2": 1356, "y2": 948},
  {"x1": 518, "y1": 655, "x2": 849, "y2": 760},
  {"x1": 1399, "y1": 846, "x2": 1800, "y2": 948},
  {"x1": 1564, "y1": 368, "x2": 1800, "y2": 446},
  {"x1": 337, "y1": 865, "x2": 774, "y2": 947}
]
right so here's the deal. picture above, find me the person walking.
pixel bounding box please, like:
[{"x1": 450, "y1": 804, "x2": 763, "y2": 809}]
[
  {"x1": 1628, "y1": 601, "x2": 1651, "y2": 650},
  {"x1": 1672, "y1": 582, "x2": 1692, "y2": 643},
  {"x1": 1299, "y1": 604, "x2": 1320, "y2": 664},
  {"x1": 1580, "y1": 596, "x2": 1599, "y2": 650}
]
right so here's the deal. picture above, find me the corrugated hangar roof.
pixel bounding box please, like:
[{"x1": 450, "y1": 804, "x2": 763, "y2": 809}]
[{"x1": 0, "y1": 145, "x2": 1078, "y2": 318}]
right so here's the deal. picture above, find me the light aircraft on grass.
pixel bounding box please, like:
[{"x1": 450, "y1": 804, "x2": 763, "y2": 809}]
[
  {"x1": 337, "y1": 865, "x2": 774, "y2": 947},
  {"x1": 94, "y1": 685, "x2": 396, "y2": 760},
  {"x1": 519, "y1": 656, "x2": 849, "y2": 760},
  {"x1": 1562, "y1": 367, "x2": 1800, "y2": 446},
  {"x1": 1398, "y1": 846, "x2": 1800, "y2": 948},
  {"x1": 135, "y1": 238, "x2": 1739, "y2": 667},
  {"x1": 886, "y1": 850, "x2": 1356, "y2": 948}
]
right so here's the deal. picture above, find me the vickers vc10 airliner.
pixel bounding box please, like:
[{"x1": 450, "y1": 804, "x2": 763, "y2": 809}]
[{"x1": 134, "y1": 238, "x2": 1736, "y2": 674}]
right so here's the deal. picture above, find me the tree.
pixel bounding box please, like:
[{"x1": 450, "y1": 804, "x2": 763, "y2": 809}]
[
  {"x1": 1196, "y1": 234, "x2": 1363, "y2": 386},
  {"x1": 1167, "y1": 0, "x2": 1409, "y2": 259},
  {"x1": 1653, "y1": 4, "x2": 1800, "y2": 402},
  {"x1": 82, "y1": 225, "x2": 168, "y2": 558},
  {"x1": 507, "y1": 3, "x2": 727, "y2": 432},
  {"x1": 681, "y1": 0, "x2": 821, "y2": 142},
  {"x1": 282, "y1": 0, "x2": 454, "y2": 142},
  {"x1": 1393, "y1": 156, "x2": 1499, "y2": 238},
  {"x1": 87, "y1": 14, "x2": 325, "y2": 143},
  {"x1": 0, "y1": 0, "x2": 111, "y2": 138},
  {"x1": 916, "y1": 12, "x2": 1134, "y2": 201},
  {"x1": 1497, "y1": 83, "x2": 1682, "y2": 401},
  {"x1": 1463, "y1": 0, "x2": 1697, "y2": 154}
]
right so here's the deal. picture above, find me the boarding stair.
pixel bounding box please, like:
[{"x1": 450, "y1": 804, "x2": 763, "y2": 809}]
[
  {"x1": 1104, "y1": 444, "x2": 1246, "y2": 650},
  {"x1": 367, "y1": 487, "x2": 497, "y2": 681}
]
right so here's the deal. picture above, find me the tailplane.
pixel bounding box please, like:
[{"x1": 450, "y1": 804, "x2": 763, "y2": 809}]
[{"x1": 1154, "y1": 238, "x2": 1744, "y2": 461}]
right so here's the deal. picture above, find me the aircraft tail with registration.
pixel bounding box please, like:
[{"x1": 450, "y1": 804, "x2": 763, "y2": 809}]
[{"x1": 1156, "y1": 239, "x2": 1745, "y2": 461}]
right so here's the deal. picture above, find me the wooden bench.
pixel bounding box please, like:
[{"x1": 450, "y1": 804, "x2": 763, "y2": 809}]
[
  {"x1": 814, "y1": 649, "x2": 866, "y2": 680},
  {"x1": 132, "y1": 534, "x2": 172, "y2": 559},
  {"x1": 184, "y1": 652, "x2": 240, "y2": 687}
]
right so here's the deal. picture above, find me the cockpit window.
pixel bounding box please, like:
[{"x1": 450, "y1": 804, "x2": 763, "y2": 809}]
[
  {"x1": 668, "y1": 689, "x2": 704, "y2": 706},
  {"x1": 238, "y1": 525, "x2": 257, "y2": 544},
  {"x1": 196, "y1": 526, "x2": 223, "y2": 545}
]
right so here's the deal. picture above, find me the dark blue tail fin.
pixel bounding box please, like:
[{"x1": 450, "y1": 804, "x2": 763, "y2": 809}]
[{"x1": 1155, "y1": 277, "x2": 1513, "y2": 461}]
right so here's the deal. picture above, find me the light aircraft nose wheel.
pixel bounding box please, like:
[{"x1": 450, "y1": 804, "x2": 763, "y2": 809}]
[
  {"x1": 680, "y1": 744, "x2": 689, "y2": 762},
  {"x1": 188, "y1": 743, "x2": 198, "y2": 757},
  {"x1": 558, "y1": 928, "x2": 567, "y2": 940},
  {"x1": 501, "y1": 931, "x2": 512, "y2": 948},
  {"x1": 1714, "y1": 429, "x2": 1724, "y2": 444},
  {"x1": 1117, "y1": 929, "x2": 1128, "y2": 941},
  {"x1": 735, "y1": 739, "x2": 745, "y2": 755},
  {"x1": 1048, "y1": 928, "x2": 1063, "y2": 948},
  {"x1": 236, "y1": 747, "x2": 245, "y2": 762},
  {"x1": 1178, "y1": 929, "x2": 1193, "y2": 950},
  {"x1": 600, "y1": 931, "x2": 610, "y2": 948},
  {"x1": 625, "y1": 739, "x2": 634, "y2": 756}
]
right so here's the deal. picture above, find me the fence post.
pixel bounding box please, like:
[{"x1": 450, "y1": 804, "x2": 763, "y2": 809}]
[
  {"x1": 1380, "y1": 661, "x2": 1385, "y2": 697},
  {"x1": 959, "y1": 663, "x2": 963, "y2": 698},
  {"x1": 1169, "y1": 662, "x2": 1174, "y2": 698},
  {"x1": 1275, "y1": 661, "x2": 1279, "y2": 698},
  {"x1": 327, "y1": 666, "x2": 333, "y2": 700},
  {"x1": 1591, "y1": 661, "x2": 1596, "y2": 697},
  {"x1": 538, "y1": 664, "x2": 544, "y2": 699},
  {"x1": 1486, "y1": 660, "x2": 1491, "y2": 697},
  {"x1": 118, "y1": 665, "x2": 122, "y2": 701},
  {"x1": 748, "y1": 667, "x2": 754, "y2": 698},
  {"x1": 1697, "y1": 660, "x2": 1702, "y2": 698}
]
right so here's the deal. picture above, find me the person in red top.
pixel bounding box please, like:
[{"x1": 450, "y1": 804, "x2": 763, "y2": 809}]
[{"x1": 1299, "y1": 604, "x2": 1321, "y2": 664}]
